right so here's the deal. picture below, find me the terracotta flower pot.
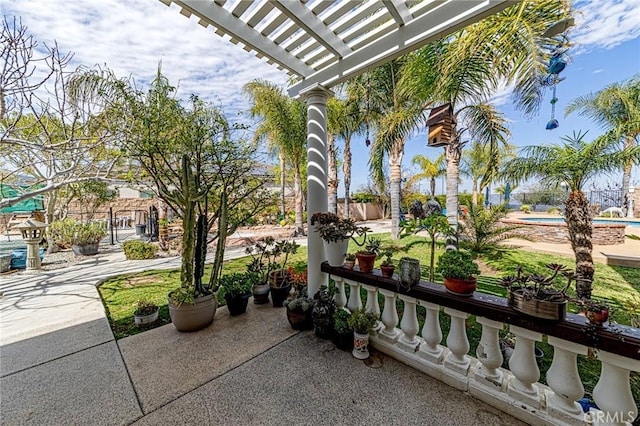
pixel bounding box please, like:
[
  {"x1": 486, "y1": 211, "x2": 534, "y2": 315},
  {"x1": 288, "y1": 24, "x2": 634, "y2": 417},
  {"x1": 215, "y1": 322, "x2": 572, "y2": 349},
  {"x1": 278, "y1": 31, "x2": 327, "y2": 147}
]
[
  {"x1": 443, "y1": 277, "x2": 476, "y2": 296},
  {"x1": 380, "y1": 265, "x2": 395, "y2": 278},
  {"x1": 344, "y1": 260, "x2": 355, "y2": 270},
  {"x1": 356, "y1": 252, "x2": 376, "y2": 273},
  {"x1": 585, "y1": 309, "x2": 609, "y2": 326}
]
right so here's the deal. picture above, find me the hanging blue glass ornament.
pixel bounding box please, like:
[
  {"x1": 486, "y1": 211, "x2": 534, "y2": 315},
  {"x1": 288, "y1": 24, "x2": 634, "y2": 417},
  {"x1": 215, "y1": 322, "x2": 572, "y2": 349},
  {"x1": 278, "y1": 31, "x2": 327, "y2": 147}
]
[
  {"x1": 548, "y1": 53, "x2": 566, "y2": 75},
  {"x1": 545, "y1": 119, "x2": 559, "y2": 130}
]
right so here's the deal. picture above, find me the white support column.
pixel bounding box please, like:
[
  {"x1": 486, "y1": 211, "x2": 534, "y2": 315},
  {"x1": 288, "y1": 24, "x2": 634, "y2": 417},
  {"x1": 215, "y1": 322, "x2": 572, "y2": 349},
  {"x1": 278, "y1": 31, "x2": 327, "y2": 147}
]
[
  {"x1": 592, "y1": 351, "x2": 639, "y2": 426},
  {"x1": 379, "y1": 289, "x2": 401, "y2": 342},
  {"x1": 473, "y1": 317, "x2": 504, "y2": 390},
  {"x1": 346, "y1": 279, "x2": 362, "y2": 312},
  {"x1": 443, "y1": 308, "x2": 471, "y2": 375},
  {"x1": 398, "y1": 294, "x2": 420, "y2": 352},
  {"x1": 418, "y1": 301, "x2": 444, "y2": 364},
  {"x1": 545, "y1": 336, "x2": 588, "y2": 425},
  {"x1": 362, "y1": 284, "x2": 380, "y2": 316},
  {"x1": 301, "y1": 84, "x2": 333, "y2": 298},
  {"x1": 333, "y1": 276, "x2": 347, "y2": 309},
  {"x1": 507, "y1": 325, "x2": 542, "y2": 408}
]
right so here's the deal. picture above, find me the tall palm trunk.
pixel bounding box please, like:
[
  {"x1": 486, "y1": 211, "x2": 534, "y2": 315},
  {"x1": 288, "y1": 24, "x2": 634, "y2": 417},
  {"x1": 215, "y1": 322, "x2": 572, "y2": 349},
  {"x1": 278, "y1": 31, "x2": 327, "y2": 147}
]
[
  {"x1": 343, "y1": 135, "x2": 352, "y2": 218},
  {"x1": 471, "y1": 178, "x2": 479, "y2": 206},
  {"x1": 622, "y1": 136, "x2": 634, "y2": 215},
  {"x1": 327, "y1": 134, "x2": 338, "y2": 214},
  {"x1": 293, "y1": 162, "x2": 305, "y2": 236},
  {"x1": 430, "y1": 177, "x2": 436, "y2": 198},
  {"x1": 445, "y1": 141, "x2": 462, "y2": 249},
  {"x1": 565, "y1": 190, "x2": 594, "y2": 299},
  {"x1": 389, "y1": 143, "x2": 404, "y2": 239},
  {"x1": 279, "y1": 151, "x2": 286, "y2": 216}
]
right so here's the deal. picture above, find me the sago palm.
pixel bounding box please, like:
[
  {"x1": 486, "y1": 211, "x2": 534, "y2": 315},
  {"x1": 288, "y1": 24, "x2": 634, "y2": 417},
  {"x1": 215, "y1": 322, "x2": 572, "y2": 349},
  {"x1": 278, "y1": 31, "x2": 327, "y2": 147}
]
[
  {"x1": 501, "y1": 131, "x2": 640, "y2": 299},
  {"x1": 566, "y1": 75, "x2": 640, "y2": 214}
]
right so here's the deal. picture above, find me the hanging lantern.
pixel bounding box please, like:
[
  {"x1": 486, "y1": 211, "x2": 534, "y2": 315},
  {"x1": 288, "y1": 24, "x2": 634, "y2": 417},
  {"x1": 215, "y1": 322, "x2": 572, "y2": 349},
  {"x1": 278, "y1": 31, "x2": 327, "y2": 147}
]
[{"x1": 545, "y1": 119, "x2": 559, "y2": 130}]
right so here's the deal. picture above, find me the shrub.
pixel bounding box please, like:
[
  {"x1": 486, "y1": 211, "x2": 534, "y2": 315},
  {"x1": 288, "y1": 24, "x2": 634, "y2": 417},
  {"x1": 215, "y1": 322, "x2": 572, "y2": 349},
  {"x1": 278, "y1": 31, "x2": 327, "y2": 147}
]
[
  {"x1": 123, "y1": 240, "x2": 157, "y2": 260},
  {"x1": 547, "y1": 207, "x2": 562, "y2": 215},
  {"x1": 49, "y1": 219, "x2": 107, "y2": 247},
  {"x1": 520, "y1": 204, "x2": 531, "y2": 213},
  {"x1": 435, "y1": 250, "x2": 480, "y2": 280}
]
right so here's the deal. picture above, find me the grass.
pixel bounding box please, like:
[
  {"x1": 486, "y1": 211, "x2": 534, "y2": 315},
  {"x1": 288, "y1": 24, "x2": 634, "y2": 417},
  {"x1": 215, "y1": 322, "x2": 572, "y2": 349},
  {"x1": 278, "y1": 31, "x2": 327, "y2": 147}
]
[{"x1": 97, "y1": 233, "x2": 639, "y2": 404}]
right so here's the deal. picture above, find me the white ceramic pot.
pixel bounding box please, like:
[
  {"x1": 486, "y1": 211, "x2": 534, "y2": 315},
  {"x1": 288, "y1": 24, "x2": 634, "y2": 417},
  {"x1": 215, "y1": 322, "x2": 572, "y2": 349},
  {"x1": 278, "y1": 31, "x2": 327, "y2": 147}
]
[
  {"x1": 324, "y1": 238, "x2": 349, "y2": 267},
  {"x1": 352, "y1": 331, "x2": 370, "y2": 359},
  {"x1": 134, "y1": 309, "x2": 159, "y2": 325}
]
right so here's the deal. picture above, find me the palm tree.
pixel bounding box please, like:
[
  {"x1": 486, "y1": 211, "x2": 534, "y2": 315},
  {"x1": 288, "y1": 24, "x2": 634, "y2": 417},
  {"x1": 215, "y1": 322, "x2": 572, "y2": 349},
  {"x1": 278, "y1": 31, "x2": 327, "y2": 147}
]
[
  {"x1": 405, "y1": 153, "x2": 446, "y2": 198},
  {"x1": 401, "y1": 1, "x2": 571, "y2": 243},
  {"x1": 462, "y1": 141, "x2": 516, "y2": 206},
  {"x1": 327, "y1": 96, "x2": 366, "y2": 218},
  {"x1": 245, "y1": 80, "x2": 307, "y2": 236},
  {"x1": 501, "y1": 131, "x2": 640, "y2": 299},
  {"x1": 566, "y1": 75, "x2": 640, "y2": 214},
  {"x1": 353, "y1": 59, "x2": 425, "y2": 239}
]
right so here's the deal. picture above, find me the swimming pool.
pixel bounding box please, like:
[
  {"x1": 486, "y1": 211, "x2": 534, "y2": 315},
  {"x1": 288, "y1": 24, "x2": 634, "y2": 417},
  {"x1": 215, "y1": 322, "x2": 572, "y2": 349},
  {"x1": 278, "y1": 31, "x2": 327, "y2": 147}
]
[{"x1": 517, "y1": 217, "x2": 640, "y2": 228}]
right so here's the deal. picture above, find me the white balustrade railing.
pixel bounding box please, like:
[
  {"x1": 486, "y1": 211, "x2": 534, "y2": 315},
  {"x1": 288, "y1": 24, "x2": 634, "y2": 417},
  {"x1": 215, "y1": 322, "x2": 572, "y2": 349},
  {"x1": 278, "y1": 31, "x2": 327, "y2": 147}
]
[{"x1": 330, "y1": 274, "x2": 640, "y2": 426}]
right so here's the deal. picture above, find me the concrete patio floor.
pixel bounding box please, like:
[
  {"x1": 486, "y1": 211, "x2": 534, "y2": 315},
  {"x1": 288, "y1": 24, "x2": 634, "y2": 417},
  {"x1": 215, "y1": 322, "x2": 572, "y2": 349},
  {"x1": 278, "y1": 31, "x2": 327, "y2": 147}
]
[{"x1": 0, "y1": 243, "x2": 524, "y2": 425}]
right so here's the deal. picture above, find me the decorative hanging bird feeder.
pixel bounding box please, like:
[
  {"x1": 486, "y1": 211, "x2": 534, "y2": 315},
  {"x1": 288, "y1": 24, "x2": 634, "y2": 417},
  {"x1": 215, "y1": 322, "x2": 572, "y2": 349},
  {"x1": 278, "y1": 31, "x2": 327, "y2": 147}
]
[{"x1": 427, "y1": 103, "x2": 456, "y2": 147}]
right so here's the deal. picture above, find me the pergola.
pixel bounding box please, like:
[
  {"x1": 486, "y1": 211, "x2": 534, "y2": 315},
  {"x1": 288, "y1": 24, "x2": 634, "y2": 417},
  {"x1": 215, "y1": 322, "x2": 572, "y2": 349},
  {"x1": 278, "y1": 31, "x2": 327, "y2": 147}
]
[{"x1": 159, "y1": 0, "x2": 514, "y2": 296}]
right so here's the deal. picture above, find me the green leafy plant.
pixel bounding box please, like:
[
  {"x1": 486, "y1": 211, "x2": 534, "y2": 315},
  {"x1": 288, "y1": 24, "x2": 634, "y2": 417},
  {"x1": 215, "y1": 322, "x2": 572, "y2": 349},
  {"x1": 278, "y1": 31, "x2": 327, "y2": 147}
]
[
  {"x1": 499, "y1": 263, "x2": 574, "y2": 302},
  {"x1": 123, "y1": 240, "x2": 157, "y2": 260},
  {"x1": 133, "y1": 300, "x2": 158, "y2": 316},
  {"x1": 380, "y1": 250, "x2": 394, "y2": 267},
  {"x1": 520, "y1": 204, "x2": 531, "y2": 213},
  {"x1": 310, "y1": 212, "x2": 369, "y2": 243},
  {"x1": 283, "y1": 295, "x2": 314, "y2": 312},
  {"x1": 245, "y1": 237, "x2": 300, "y2": 284},
  {"x1": 435, "y1": 250, "x2": 480, "y2": 280},
  {"x1": 361, "y1": 237, "x2": 382, "y2": 255},
  {"x1": 347, "y1": 308, "x2": 379, "y2": 334},
  {"x1": 459, "y1": 204, "x2": 525, "y2": 254},
  {"x1": 400, "y1": 213, "x2": 452, "y2": 281},
  {"x1": 333, "y1": 309, "x2": 352, "y2": 335},
  {"x1": 312, "y1": 285, "x2": 337, "y2": 331},
  {"x1": 49, "y1": 219, "x2": 108, "y2": 247},
  {"x1": 345, "y1": 252, "x2": 356, "y2": 262},
  {"x1": 218, "y1": 272, "x2": 253, "y2": 299}
]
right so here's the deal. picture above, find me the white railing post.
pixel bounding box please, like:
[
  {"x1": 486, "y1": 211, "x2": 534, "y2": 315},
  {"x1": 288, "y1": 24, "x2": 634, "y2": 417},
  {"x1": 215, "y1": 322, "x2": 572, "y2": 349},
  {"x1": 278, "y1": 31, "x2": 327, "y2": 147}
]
[
  {"x1": 378, "y1": 289, "x2": 401, "y2": 342},
  {"x1": 362, "y1": 284, "x2": 380, "y2": 316},
  {"x1": 472, "y1": 317, "x2": 504, "y2": 390},
  {"x1": 346, "y1": 279, "x2": 362, "y2": 312},
  {"x1": 333, "y1": 276, "x2": 347, "y2": 309},
  {"x1": 545, "y1": 336, "x2": 588, "y2": 424},
  {"x1": 398, "y1": 294, "x2": 420, "y2": 352},
  {"x1": 507, "y1": 326, "x2": 542, "y2": 408},
  {"x1": 443, "y1": 308, "x2": 471, "y2": 390},
  {"x1": 592, "y1": 351, "x2": 639, "y2": 426},
  {"x1": 418, "y1": 301, "x2": 444, "y2": 364}
]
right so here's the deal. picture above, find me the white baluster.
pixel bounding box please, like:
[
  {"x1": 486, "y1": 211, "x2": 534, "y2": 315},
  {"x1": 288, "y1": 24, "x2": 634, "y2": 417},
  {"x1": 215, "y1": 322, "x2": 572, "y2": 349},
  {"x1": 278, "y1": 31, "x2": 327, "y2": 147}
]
[
  {"x1": 362, "y1": 284, "x2": 380, "y2": 316},
  {"x1": 418, "y1": 301, "x2": 444, "y2": 363},
  {"x1": 346, "y1": 279, "x2": 362, "y2": 312},
  {"x1": 378, "y1": 289, "x2": 400, "y2": 342},
  {"x1": 507, "y1": 325, "x2": 542, "y2": 408},
  {"x1": 592, "y1": 351, "x2": 639, "y2": 426},
  {"x1": 473, "y1": 317, "x2": 504, "y2": 389},
  {"x1": 443, "y1": 308, "x2": 471, "y2": 375},
  {"x1": 398, "y1": 294, "x2": 420, "y2": 352},
  {"x1": 545, "y1": 336, "x2": 588, "y2": 423},
  {"x1": 333, "y1": 276, "x2": 347, "y2": 309}
]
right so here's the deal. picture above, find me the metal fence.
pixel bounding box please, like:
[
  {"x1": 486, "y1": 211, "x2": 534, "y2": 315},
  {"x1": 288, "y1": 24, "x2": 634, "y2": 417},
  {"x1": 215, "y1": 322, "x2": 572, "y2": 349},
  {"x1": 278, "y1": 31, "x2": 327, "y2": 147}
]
[{"x1": 509, "y1": 189, "x2": 623, "y2": 212}]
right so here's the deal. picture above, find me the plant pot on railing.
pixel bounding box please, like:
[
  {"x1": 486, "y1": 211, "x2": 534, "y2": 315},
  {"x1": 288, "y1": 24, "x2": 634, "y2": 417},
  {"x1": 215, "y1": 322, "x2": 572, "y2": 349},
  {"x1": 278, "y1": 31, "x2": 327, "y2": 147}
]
[
  {"x1": 436, "y1": 250, "x2": 480, "y2": 297},
  {"x1": 509, "y1": 290, "x2": 567, "y2": 321},
  {"x1": 399, "y1": 257, "x2": 421, "y2": 289},
  {"x1": 324, "y1": 238, "x2": 350, "y2": 267},
  {"x1": 356, "y1": 252, "x2": 376, "y2": 273},
  {"x1": 444, "y1": 277, "x2": 477, "y2": 296}
]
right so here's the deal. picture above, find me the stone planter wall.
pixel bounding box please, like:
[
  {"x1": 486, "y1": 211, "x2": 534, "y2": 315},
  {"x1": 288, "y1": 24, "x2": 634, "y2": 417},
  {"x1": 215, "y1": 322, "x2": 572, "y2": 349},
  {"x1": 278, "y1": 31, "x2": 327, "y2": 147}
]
[{"x1": 501, "y1": 219, "x2": 626, "y2": 245}]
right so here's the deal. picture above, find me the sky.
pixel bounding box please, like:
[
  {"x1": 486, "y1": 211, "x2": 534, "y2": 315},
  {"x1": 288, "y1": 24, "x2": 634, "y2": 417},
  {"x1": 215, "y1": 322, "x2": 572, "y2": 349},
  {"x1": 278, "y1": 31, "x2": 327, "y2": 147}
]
[{"x1": 3, "y1": 0, "x2": 640, "y2": 196}]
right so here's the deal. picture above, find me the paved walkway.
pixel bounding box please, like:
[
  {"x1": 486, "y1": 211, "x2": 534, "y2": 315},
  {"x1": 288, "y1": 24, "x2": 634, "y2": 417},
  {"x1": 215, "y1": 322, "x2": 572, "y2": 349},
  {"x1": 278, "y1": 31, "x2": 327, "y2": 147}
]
[{"x1": 0, "y1": 230, "x2": 522, "y2": 425}]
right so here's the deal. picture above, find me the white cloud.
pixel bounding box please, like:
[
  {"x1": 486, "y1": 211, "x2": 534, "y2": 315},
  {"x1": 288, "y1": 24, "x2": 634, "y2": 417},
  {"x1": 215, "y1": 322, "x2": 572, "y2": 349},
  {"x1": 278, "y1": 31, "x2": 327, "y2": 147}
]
[
  {"x1": 572, "y1": 0, "x2": 640, "y2": 51},
  {"x1": 592, "y1": 68, "x2": 604, "y2": 74},
  {"x1": 3, "y1": 0, "x2": 288, "y2": 121}
]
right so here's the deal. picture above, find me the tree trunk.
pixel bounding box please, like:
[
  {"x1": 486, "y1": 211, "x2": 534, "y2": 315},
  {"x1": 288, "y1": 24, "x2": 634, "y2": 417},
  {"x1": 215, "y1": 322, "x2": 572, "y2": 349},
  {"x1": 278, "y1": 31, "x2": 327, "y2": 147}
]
[
  {"x1": 389, "y1": 143, "x2": 404, "y2": 240},
  {"x1": 621, "y1": 136, "x2": 634, "y2": 215},
  {"x1": 279, "y1": 151, "x2": 286, "y2": 216},
  {"x1": 327, "y1": 134, "x2": 338, "y2": 215},
  {"x1": 430, "y1": 177, "x2": 436, "y2": 198},
  {"x1": 565, "y1": 190, "x2": 594, "y2": 299},
  {"x1": 471, "y1": 178, "x2": 478, "y2": 207},
  {"x1": 445, "y1": 141, "x2": 462, "y2": 250},
  {"x1": 293, "y1": 161, "x2": 305, "y2": 236},
  {"x1": 343, "y1": 135, "x2": 352, "y2": 219}
]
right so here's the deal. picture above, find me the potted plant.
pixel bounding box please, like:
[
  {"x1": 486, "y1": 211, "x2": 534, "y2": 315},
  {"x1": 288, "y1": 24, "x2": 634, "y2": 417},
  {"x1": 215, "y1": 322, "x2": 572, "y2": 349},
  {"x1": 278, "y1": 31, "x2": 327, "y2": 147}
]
[
  {"x1": 311, "y1": 286, "x2": 337, "y2": 339},
  {"x1": 283, "y1": 267, "x2": 314, "y2": 329},
  {"x1": 310, "y1": 212, "x2": 368, "y2": 266},
  {"x1": 268, "y1": 240, "x2": 300, "y2": 307},
  {"x1": 245, "y1": 239, "x2": 276, "y2": 305},
  {"x1": 344, "y1": 253, "x2": 356, "y2": 270},
  {"x1": 332, "y1": 309, "x2": 354, "y2": 351},
  {"x1": 356, "y1": 237, "x2": 381, "y2": 273},
  {"x1": 50, "y1": 219, "x2": 108, "y2": 256},
  {"x1": 577, "y1": 299, "x2": 610, "y2": 326},
  {"x1": 219, "y1": 272, "x2": 253, "y2": 316},
  {"x1": 379, "y1": 250, "x2": 395, "y2": 278},
  {"x1": 500, "y1": 264, "x2": 574, "y2": 321},
  {"x1": 133, "y1": 300, "x2": 159, "y2": 325},
  {"x1": 348, "y1": 308, "x2": 379, "y2": 359},
  {"x1": 435, "y1": 249, "x2": 480, "y2": 296}
]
